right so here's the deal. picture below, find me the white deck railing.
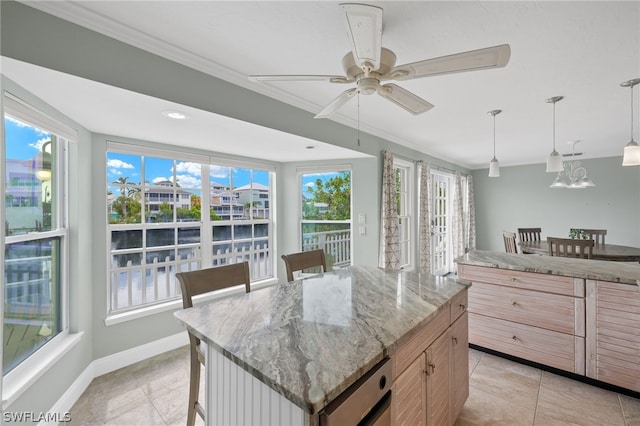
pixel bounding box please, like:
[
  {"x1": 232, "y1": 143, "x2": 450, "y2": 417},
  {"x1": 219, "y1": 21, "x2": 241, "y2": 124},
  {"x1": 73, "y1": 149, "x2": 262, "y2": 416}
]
[{"x1": 302, "y1": 229, "x2": 351, "y2": 267}]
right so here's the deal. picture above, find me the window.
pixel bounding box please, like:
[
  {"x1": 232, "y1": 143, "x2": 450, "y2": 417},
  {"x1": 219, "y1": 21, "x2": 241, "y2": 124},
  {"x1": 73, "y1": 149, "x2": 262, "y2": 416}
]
[
  {"x1": 106, "y1": 145, "x2": 274, "y2": 314},
  {"x1": 394, "y1": 158, "x2": 414, "y2": 270},
  {"x1": 299, "y1": 167, "x2": 351, "y2": 268},
  {"x1": 3, "y1": 97, "x2": 70, "y2": 375}
]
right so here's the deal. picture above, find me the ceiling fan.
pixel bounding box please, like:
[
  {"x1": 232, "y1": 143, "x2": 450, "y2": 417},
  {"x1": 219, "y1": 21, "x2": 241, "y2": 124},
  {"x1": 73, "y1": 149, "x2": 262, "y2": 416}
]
[{"x1": 249, "y1": 3, "x2": 511, "y2": 119}]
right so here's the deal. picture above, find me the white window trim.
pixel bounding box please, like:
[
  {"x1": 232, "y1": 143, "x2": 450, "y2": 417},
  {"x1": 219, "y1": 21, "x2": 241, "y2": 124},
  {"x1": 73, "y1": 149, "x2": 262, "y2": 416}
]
[
  {"x1": 393, "y1": 158, "x2": 416, "y2": 270},
  {"x1": 2, "y1": 99, "x2": 72, "y2": 406}
]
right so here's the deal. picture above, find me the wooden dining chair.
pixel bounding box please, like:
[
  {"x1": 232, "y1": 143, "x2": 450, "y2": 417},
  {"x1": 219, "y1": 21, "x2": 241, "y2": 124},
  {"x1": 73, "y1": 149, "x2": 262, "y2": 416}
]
[
  {"x1": 176, "y1": 261, "x2": 251, "y2": 426},
  {"x1": 547, "y1": 237, "x2": 594, "y2": 259},
  {"x1": 581, "y1": 229, "x2": 607, "y2": 245},
  {"x1": 517, "y1": 227, "x2": 542, "y2": 243},
  {"x1": 281, "y1": 249, "x2": 327, "y2": 282},
  {"x1": 503, "y1": 231, "x2": 518, "y2": 254}
]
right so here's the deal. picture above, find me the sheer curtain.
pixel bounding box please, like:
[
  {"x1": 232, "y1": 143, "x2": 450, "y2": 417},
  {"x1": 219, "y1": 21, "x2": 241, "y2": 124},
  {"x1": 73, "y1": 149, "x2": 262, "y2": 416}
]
[
  {"x1": 378, "y1": 151, "x2": 400, "y2": 271},
  {"x1": 466, "y1": 175, "x2": 476, "y2": 252},
  {"x1": 452, "y1": 173, "x2": 465, "y2": 261},
  {"x1": 418, "y1": 163, "x2": 432, "y2": 273}
]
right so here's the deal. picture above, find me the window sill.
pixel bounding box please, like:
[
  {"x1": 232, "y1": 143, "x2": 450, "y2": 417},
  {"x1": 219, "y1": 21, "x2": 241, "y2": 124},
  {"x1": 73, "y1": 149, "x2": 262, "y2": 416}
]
[
  {"x1": 105, "y1": 277, "x2": 279, "y2": 326},
  {"x1": 2, "y1": 331, "x2": 84, "y2": 410}
]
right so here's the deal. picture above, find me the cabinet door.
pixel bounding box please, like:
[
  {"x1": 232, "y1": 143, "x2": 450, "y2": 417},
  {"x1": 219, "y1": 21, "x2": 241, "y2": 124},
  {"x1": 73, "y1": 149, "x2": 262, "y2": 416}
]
[
  {"x1": 450, "y1": 311, "x2": 469, "y2": 422},
  {"x1": 587, "y1": 280, "x2": 640, "y2": 392},
  {"x1": 426, "y1": 330, "x2": 450, "y2": 426},
  {"x1": 392, "y1": 353, "x2": 426, "y2": 426}
]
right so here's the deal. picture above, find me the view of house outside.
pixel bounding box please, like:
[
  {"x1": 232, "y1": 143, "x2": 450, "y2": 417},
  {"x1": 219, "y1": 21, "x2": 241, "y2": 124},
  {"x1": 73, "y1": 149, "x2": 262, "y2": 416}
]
[{"x1": 106, "y1": 150, "x2": 273, "y2": 313}]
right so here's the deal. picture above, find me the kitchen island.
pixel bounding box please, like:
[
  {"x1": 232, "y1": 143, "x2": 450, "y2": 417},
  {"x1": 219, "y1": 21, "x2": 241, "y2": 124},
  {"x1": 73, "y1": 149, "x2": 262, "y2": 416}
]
[
  {"x1": 456, "y1": 250, "x2": 640, "y2": 393},
  {"x1": 174, "y1": 264, "x2": 469, "y2": 425}
]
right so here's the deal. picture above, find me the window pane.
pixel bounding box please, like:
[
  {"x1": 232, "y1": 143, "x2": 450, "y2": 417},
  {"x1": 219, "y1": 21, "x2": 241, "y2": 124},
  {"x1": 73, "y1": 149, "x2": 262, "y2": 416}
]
[
  {"x1": 212, "y1": 225, "x2": 231, "y2": 241},
  {"x1": 4, "y1": 238, "x2": 62, "y2": 373},
  {"x1": 254, "y1": 223, "x2": 269, "y2": 238},
  {"x1": 147, "y1": 228, "x2": 174, "y2": 247},
  {"x1": 107, "y1": 153, "x2": 142, "y2": 224},
  {"x1": 233, "y1": 224, "x2": 252, "y2": 240},
  {"x1": 4, "y1": 117, "x2": 55, "y2": 235},
  {"x1": 301, "y1": 170, "x2": 351, "y2": 220},
  {"x1": 177, "y1": 227, "x2": 200, "y2": 245},
  {"x1": 300, "y1": 169, "x2": 352, "y2": 268},
  {"x1": 111, "y1": 230, "x2": 142, "y2": 250},
  {"x1": 210, "y1": 165, "x2": 233, "y2": 221}
]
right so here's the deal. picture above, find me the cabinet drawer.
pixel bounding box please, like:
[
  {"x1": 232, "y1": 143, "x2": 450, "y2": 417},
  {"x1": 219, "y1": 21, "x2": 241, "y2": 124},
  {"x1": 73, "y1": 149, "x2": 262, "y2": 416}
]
[
  {"x1": 469, "y1": 282, "x2": 584, "y2": 336},
  {"x1": 458, "y1": 264, "x2": 583, "y2": 297},
  {"x1": 450, "y1": 289, "x2": 468, "y2": 324},
  {"x1": 392, "y1": 306, "x2": 449, "y2": 378},
  {"x1": 469, "y1": 313, "x2": 585, "y2": 375}
]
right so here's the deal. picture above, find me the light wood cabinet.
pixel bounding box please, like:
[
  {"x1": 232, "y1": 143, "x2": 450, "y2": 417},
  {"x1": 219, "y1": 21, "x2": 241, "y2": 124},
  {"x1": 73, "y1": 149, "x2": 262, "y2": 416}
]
[
  {"x1": 391, "y1": 290, "x2": 468, "y2": 426},
  {"x1": 586, "y1": 280, "x2": 640, "y2": 392},
  {"x1": 459, "y1": 264, "x2": 586, "y2": 375}
]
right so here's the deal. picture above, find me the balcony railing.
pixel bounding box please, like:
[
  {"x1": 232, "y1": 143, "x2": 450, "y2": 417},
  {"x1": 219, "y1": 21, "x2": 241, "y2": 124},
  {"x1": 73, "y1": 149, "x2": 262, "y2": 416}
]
[{"x1": 302, "y1": 229, "x2": 351, "y2": 267}]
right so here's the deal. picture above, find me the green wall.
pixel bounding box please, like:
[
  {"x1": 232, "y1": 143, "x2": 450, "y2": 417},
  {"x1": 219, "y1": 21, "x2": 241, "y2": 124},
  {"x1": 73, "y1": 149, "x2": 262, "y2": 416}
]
[{"x1": 472, "y1": 157, "x2": 640, "y2": 252}]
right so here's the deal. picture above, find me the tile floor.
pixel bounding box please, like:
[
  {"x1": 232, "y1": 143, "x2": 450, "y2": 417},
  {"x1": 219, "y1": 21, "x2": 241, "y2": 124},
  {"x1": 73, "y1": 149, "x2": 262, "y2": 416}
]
[{"x1": 69, "y1": 346, "x2": 640, "y2": 425}]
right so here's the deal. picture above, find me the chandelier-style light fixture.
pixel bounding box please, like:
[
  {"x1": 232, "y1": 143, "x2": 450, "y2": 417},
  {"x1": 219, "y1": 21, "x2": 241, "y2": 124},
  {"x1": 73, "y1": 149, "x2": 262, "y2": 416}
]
[
  {"x1": 620, "y1": 78, "x2": 640, "y2": 166},
  {"x1": 545, "y1": 96, "x2": 564, "y2": 173},
  {"x1": 488, "y1": 109, "x2": 502, "y2": 177},
  {"x1": 549, "y1": 140, "x2": 596, "y2": 189}
]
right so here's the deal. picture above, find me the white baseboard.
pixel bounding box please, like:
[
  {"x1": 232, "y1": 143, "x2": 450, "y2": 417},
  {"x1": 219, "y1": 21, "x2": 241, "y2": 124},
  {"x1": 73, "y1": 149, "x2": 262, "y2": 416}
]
[{"x1": 43, "y1": 332, "x2": 188, "y2": 425}]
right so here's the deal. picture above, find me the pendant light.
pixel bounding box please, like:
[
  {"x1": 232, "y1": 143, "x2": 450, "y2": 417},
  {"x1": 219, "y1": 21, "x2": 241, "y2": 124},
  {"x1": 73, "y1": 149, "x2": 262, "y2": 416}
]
[
  {"x1": 620, "y1": 78, "x2": 640, "y2": 166},
  {"x1": 545, "y1": 96, "x2": 564, "y2": 172},
  {"x1": 488, "y1": 109, "x2": 501, "y2": 177}
]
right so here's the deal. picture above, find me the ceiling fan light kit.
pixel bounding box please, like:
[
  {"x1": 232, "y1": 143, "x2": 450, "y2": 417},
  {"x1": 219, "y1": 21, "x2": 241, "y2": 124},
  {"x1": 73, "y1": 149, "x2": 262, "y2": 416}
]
[
  {"x1": 248, "y1": 3, "x2": 511, "y2": 119},
  {"x1": 621, "y1": 78, "x2": 640, "y2": 166},
  {"x1": 488, "y1": 109, "x2": 502, "y2": 178}
]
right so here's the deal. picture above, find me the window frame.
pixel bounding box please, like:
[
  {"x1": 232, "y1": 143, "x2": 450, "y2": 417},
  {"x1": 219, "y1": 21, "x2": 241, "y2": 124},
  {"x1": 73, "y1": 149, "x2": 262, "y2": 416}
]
[
  {"x1": 105, "y1": 143, "x2": 277, "y2": 320},
  {"x1": 2, "y1": 91, "x2": 75, "y2": 404},
  {"x1": 393, "y1": 158, "x2": 415, "y2": 270},
  {"x1": 297, "y1": 165, "x2": 353, "y2": 268}
]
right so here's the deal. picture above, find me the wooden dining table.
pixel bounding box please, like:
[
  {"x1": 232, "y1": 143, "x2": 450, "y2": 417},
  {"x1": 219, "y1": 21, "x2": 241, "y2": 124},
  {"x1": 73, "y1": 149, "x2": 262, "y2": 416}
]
[{"x1": 520, "y1": 240, "x2": 640, "y2": 262}]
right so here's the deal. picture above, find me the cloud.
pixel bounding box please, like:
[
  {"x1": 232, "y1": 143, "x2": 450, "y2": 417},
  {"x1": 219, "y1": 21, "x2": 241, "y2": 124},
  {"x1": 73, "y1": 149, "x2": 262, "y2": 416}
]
[
  {"x1": 176, "y1": 175, "x2": 201, "y2": 188},
  {"x1": 305, "y1": 182, "x2": 315, "y2": 187},
  {"x1": 210, "y1": 165, "x2": 229, "y2": 179},
  {"x1": 28, "y1": 137, "x2": 52, "y2": 151},
  {"x1": 107, "y1": 159, "x2": 135, "y2": 169},
  {"x1": 152, "y1": 176, "x2": 169, "y2": 184},
  {"x1": 109, "y1": 168, "x2": 123, "y2": 176},
  {"x1": 174, "y1": 161, "x2": 201, "y2": 175}
]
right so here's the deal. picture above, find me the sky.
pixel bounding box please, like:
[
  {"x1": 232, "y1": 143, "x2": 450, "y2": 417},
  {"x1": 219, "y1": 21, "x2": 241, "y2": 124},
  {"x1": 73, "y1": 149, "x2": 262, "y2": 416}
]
[
  {"x1": 4, "y1": 116, "x2": 51, "y2": 160},
  {"x1": 5, "y1": 116, "x2": 345, "y2": 199}
]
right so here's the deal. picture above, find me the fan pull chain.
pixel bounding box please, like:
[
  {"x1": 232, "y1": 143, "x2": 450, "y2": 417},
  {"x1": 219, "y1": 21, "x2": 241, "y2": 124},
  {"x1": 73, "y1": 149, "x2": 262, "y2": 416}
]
[{"x1": 357, "y1": 93, "x2": 361, "y2": 147}]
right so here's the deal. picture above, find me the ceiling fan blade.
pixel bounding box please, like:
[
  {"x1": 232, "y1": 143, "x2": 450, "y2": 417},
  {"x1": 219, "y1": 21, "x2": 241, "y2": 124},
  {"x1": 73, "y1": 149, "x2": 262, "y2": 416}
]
[
  {"x1": 249, "y1": 75, "x2": 353, "y2": 83},
  {"x1": 341, "y1": 3, "x2": 383, "y2": 71},
  {"x1": 379, "y1": 83, "x2": 434, "y2": 115},
  {"x1": 314, "y1": 88, "x2": 359, "y2": 119},
  {"x1": 390, "y1": 44, "x2": 511, "y2": 80}
]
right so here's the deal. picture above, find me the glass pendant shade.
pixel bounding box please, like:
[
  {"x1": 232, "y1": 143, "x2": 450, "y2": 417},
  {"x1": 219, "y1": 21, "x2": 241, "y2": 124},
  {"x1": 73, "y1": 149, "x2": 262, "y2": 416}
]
[
  {"x1": 488, "y1": 157, "x2": 500, "y2": 177},
  {"x1": 546, "y1": 150, "x2": 563, "y2": 172},
  {"x1": 622, "y1": 140, "x2": 640, "y2": 166},
  {"x1": 621, "y1": 79, "x2": 640, "y2": 166},
  {"x1": 487, "y1": 109, "x2": 501, "y2": 178},
  {"x1": 549, "y1": 174, "x2": 568, "y2": 188}
]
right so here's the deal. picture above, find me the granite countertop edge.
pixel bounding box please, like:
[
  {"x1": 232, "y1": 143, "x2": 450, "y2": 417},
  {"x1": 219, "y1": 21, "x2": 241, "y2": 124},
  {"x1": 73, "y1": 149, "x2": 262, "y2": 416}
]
[{"x1": 455, "y1": 250, "x2": 640, "y2": 286}]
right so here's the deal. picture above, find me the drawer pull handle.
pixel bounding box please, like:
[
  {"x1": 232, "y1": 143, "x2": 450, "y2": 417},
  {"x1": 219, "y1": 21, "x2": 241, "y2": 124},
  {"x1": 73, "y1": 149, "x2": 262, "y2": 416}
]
[
  {"x1": 511, "y1": 277, "x2": 518, "y2": 282},
  {"x1": 512, "y1": 300, "x2": 518, "y2": 306},
  {"x1": 459, "y1": 304, "x2": 466, "y2": 311},
  {"x1": 512, "y1": 335, "x2": 518, "y2": 341},
  {"x1": 452, "y1": 337, "x2": 458, "y2": 345}
]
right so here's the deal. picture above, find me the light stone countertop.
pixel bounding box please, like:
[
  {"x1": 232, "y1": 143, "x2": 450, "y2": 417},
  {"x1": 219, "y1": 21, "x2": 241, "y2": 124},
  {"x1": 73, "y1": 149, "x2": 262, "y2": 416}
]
[
  {"x1": 174, "y1": 264, "x2": 468, "y2": 414},
  {"x1": 456, "y1": 250, "x2": 640, "y2": 285}
]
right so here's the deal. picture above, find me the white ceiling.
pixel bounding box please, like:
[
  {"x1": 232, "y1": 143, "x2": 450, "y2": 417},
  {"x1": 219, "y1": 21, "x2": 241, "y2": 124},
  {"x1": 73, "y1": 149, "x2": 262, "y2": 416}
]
[{"x1": 9, "y1": 1, "x2": 640, "y2": 169}]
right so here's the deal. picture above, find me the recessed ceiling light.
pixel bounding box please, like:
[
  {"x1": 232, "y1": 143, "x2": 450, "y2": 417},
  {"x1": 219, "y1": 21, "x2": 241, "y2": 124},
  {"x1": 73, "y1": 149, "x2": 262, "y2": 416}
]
[
  {"x1": 305, "y1": 145, "x2": 316, "y2": 149},
  {"x1": 162, "y1": 110, "x2": 188, "y2": 120}
]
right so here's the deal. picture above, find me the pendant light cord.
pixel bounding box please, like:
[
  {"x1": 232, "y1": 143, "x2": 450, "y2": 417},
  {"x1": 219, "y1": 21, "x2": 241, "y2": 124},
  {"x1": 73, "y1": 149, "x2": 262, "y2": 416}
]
[
  {"x1": 631, "y1": 85, "x2": 635, "y2": 141},
  {"x1": 493, "y1": 113, "x2": 496, "y2": 157},
  {"x1": 552, "y1": 101, "x2": 556, "y2": 151}
]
